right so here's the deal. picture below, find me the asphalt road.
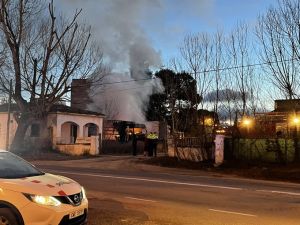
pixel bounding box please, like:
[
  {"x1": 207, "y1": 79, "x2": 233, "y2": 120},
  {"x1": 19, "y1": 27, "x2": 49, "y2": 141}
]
[{"x1": 35, "y1": 157, "x2": 300, "y2": 225}]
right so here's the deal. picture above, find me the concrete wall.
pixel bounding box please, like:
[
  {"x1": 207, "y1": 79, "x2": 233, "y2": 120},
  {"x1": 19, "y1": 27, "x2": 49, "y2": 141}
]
[
  {"x1": 168, "y1": 146, "x2": 208, "y2": 162},
  {"x1": 0, "y1": 113, "x2": 17, "y2": 150},
  {"x1": 55, "y1": 113, "x2": 103, "y2": 139},
  {"x1": 76, "y1": 136, "x2": 99, "y2": 155},
  {"x1": 53, "y1": 113, "x2": 103, "y2": 155},
  {"x1": 0, "y1": 111, "x2": 103, "y2": 155},
  {"x1": 167, "y1": 138, "x2": 209, "y2": 162},
  {"x1": 56, "y1": 136, "x2": 99, "y2": 156},
  {"x1": 56, "y1": 144, "x2": 91, "y2": 156},
  {"x1": 60, "y1": 122, "x2": 73, "y2": 144}
]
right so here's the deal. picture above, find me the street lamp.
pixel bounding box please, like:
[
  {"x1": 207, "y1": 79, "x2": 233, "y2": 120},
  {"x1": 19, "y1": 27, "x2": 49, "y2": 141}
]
[
  {"x1": 242, "y1": 117, "x2": 252, "y2": 136},
  {"x1": 243, "y1": 118, "x2": 251, "y2": 126},
  {"x1": 293, "y1": 117, "x2": 300, "y2": 125}
]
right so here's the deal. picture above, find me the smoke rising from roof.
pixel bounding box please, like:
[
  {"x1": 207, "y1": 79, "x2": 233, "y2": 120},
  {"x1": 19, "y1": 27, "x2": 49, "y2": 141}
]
[
  {"x1": 56, "y1": 0, "x2": 164, "y2": 122},
  {"x1": 57, "y1": 0, "x2": 163, "y2": 71}
]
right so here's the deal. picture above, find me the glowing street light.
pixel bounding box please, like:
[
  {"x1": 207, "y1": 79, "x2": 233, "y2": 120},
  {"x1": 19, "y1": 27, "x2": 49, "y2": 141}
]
[
  {"x1": 293, "y1": 117, "x2": 300, "y2": 125},
  {"x1": 242, "y1": 118, "x2": 252, "y2": 127},
  {"x1": 242, "y1": 117, "x2": 252, "y2": 136}
]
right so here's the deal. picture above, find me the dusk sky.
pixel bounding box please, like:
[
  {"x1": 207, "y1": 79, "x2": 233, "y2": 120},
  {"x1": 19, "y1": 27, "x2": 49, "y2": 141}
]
[
  {"x1": 53, "y1": 0, "x2": 283, "y2": 119},
  {"x1": 57, "y1": 0, "x2": 276, "y2": 70}
]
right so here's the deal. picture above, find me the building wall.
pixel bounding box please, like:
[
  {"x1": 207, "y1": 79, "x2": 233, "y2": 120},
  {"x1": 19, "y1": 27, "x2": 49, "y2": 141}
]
[
  {"x1": 275, "y1": 99, "x2": 300, "y2": 111},
  {"x1": 0, "y1": 113, "x2": 17, "y2": 150},
  {"x1": 55, "y1": 113, "x2": 103, "y2": 138},
  {"x1": 0, "y1": 111, "x2": 103, "y2": 154}
]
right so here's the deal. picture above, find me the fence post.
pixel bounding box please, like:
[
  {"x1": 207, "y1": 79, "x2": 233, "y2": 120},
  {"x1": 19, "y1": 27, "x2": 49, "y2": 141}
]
[{"x1": 98, "y1": 133, "x2": 102, "y2": 154}]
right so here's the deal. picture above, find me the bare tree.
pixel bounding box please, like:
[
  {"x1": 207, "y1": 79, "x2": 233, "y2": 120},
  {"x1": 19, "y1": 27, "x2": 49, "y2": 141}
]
[
  {"x1": 0, "y1": 0, "x2": 105, "y2": 151},
  {"x1": 211, "y1": 31, "x2": 226, "y2": 122},
  {"x1": 168, "y1": 57, "x2": 184, "y2": 73},
  {"x1": 221, "y1": 78, "x2": 239, "y2": 124},
  {"x1": 227, "y1": 23, "x2": 254, "y2": 117},
  {"x1": 256, "y1": 0, "x2": 300, "y2": 99},
  {"x1": 180, "y1": 33, "x2": 213, "y2": 110}
]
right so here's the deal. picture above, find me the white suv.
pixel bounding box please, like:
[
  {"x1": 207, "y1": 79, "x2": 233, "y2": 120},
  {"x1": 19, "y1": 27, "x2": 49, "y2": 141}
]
[{"x1": 0, "y1": 150, "x2": 88, "y2": 225}]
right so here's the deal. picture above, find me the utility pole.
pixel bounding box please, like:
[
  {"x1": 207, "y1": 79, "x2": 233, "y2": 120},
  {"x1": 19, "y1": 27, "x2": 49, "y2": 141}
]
[{"x1": 5, "y1": 80, "x2": 12, "y2": 151}]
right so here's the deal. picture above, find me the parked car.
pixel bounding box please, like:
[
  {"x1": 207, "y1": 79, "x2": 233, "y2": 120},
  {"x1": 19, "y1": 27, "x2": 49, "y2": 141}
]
[{"x1": 0, "y1": 149, "x2": 88, "y2": 225}]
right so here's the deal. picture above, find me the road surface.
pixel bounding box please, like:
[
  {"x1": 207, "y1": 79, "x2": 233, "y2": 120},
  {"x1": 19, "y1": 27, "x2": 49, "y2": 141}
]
[{"x1": 34, "y1": 156, "x2": 300, "y2": 225}]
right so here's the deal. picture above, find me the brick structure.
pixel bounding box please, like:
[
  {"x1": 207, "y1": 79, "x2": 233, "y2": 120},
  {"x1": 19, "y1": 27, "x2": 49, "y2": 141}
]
[
  {"x1": 71, "y1": 79, "x2": 92, "y2": 110},
  {"x1": 275, "y1": 99, "x2": 300, "y2": 112},
  {"x1": 253, "y1": 99, "x2": 300, "y2": 138}
]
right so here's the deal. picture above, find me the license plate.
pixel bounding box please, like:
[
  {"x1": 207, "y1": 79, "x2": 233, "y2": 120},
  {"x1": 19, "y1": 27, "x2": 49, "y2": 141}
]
[{"x1": 69, "y1": 209, "x2": 84, "y2": 219}]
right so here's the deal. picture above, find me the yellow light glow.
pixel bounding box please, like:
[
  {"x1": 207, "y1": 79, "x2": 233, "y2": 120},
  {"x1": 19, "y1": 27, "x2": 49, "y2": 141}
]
[
  {"x1": 216, "y1": 129, "x2": 226, "y2": 134},
  {"x1": 204, "y1": 118, "x2": 213, "y2": 126},
  {"x1": 293, "y1": 117, "x2": 300, "y2": 124},
  {"x1": 32, "y1": 195, "x2": 61, "y2": 206},
  {"x1": 243, "y1": 118, "x2": 251, "y2": 126}
]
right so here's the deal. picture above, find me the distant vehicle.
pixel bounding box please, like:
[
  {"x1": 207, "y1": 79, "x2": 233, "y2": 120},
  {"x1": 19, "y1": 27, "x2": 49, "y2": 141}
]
[{"x1": 0, "y1": 150, "x2": 88, "y2": 225}]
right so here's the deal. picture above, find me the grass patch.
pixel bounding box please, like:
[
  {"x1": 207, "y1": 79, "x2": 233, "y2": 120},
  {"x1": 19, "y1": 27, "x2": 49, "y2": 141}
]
[{"x1": 140, "y1": 156, "x2": 300, "y2": 183}]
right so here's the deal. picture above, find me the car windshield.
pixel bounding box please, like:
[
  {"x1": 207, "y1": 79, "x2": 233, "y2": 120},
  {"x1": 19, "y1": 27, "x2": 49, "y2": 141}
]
[{"x1": 0, "y1": 152, "x2": 44, "y2": 179}]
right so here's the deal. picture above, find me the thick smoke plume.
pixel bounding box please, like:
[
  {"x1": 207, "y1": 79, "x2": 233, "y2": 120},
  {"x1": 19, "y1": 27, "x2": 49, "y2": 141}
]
[{"x1": 57, "y1": 0, "x2": 164, "y2": 122}]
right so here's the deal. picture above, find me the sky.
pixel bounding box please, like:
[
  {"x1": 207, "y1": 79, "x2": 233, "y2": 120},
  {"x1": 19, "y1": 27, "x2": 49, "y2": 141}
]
[
  {"x1": 56, "y1": 0, "x2": 276, "y2": 69},
  {"x1": 54, "y1": 0, "x2": 278, "y2": 121}
]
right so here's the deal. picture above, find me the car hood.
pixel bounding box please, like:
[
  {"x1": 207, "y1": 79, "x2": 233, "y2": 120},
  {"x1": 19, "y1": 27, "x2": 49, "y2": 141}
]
[{"x1": 0, "y1": 173, "x2": 81, "y2": 196}]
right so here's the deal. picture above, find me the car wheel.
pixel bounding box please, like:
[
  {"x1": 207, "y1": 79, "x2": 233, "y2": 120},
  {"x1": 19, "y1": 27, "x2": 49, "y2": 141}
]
[{"x1": 0, "y1": 208, "x2": 19, "y2": 225}]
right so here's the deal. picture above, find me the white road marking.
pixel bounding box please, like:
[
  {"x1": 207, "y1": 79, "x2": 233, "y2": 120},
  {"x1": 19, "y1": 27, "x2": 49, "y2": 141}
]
[
  {"x1": 125, "y1": 196, "x2": 157, "y2": 203},
  {"x1": 47, "y1": 170, "x2": 243, "y2": 191},
  {"x1": 256, "y1": 189, "x2": 300, "y2": 196},
  {"x1": 209, "y1": 209, "x2": 257, "y2": 217}
]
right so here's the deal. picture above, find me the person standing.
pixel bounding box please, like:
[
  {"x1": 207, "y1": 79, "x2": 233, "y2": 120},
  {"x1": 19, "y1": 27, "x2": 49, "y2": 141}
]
[
  {"x1": 152, "y1": 132, "x2": 159, "y2": 157},
  {"x1": 147, "y1": 132, "x2": 154, "y2": 157},
  {"x1": 132, "y1": 133, "x2": 137, "y2": 156}
]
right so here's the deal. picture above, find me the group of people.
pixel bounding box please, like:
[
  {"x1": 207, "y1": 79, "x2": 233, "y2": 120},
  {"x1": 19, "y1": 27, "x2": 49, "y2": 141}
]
[{"x1": 130, "y1": 129, "x2": 159, "y2": 157}]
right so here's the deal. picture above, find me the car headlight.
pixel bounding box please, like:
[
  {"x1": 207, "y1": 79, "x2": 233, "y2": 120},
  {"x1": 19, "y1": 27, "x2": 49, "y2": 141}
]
[
  {"x1": 81, "y1": 187, "x2": 87, "y2": 199},
  {"x1": 24, "y1": 194, "x2": 61, "y2": 206}
]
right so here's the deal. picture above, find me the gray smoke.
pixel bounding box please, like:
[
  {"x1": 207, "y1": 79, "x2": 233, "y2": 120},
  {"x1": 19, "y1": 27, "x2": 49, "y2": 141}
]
[
  {"x1": 204, "y1": 89, "x2": 248, "y2": 102},
  {"x1": 92, "y1": 73, "x2": 164, "y2": 122},
  {"x1": 56, "y1": 0, "x2": 164, "y2": 122},
  {"x1": 55, "y1": 0, "x2": 214, "y2": 122}
]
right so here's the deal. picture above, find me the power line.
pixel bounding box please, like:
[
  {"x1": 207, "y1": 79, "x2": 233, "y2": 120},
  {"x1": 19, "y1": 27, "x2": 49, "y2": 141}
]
[
  {"x1": 98, "y1": 77, "x2": 154, "y2": 85},
  {"x1": 75, "y1": 58, "x2": 298, "y2": 87},
  {"x1": 192, "y1": 58, "x2": 298, "y2": 74},
  {"x1": 97, "y1": 58, "x2": 297, "y2": 84},
  {"x1": 89, "y1": 85, "x2": 156, "y2": 95},
  {"x1": 73, "y1": 77, "x2": 155, "y2": 88}
]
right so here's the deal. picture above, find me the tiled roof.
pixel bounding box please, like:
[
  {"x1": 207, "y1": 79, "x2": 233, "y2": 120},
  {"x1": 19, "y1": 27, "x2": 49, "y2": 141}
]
[
  {"x1": 0, "y1": 103, "x2": 104, "y2": 116},
  {"x1": 50, "y1": 104, "x2": 105, "y2": 116}
]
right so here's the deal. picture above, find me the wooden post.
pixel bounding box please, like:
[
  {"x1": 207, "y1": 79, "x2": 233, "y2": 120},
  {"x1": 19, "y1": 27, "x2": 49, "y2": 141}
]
[{"x1": 5, "y1": 80, "x2": 12, "y2": 151}]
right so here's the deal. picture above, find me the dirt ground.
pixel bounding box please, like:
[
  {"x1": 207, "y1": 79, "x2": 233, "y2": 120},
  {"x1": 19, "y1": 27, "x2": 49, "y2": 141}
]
[{"x1": 141, "y1": 156, "x2": 300, "y2": 183}]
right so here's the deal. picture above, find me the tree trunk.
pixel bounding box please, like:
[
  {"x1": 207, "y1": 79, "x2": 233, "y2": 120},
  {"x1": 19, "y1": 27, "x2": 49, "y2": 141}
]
[
  {"x1": 10, "y1": 114, "x2": 50, "y2": 153},
  {"x1": 10, "y1": 116, "x2": 32, "y2": 153}
]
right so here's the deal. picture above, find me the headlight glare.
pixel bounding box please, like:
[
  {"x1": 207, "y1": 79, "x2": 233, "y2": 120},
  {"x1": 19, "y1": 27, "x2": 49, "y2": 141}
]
[{"x1": 24, "y1": 194, "x2": 61, "y2": 206}]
